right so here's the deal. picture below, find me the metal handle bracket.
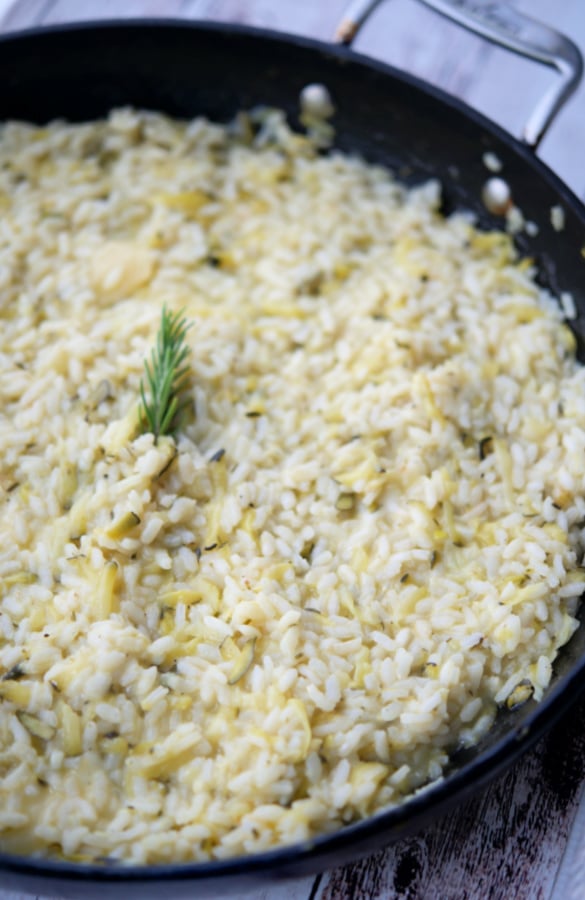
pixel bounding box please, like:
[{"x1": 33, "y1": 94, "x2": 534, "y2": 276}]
[{"x1": 335, "y1": 0, "x2": 583, "y2": 149}]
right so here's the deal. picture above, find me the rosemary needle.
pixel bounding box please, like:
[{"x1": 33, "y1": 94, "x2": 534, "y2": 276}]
[{"x1": 139, "y1": 306, "x2": 192, "y2": 443}]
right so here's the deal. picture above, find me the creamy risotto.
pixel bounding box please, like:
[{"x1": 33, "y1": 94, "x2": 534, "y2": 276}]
[{"x1": 0, "y1": 108, "x2": 584, "y2": 864}]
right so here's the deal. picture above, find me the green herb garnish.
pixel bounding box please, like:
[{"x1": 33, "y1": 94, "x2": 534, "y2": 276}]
[{"x1": 139, "y1": 306, "x2": 192, "y2": 443}]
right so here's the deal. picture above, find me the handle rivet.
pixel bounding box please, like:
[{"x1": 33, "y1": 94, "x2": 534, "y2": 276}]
[
  {"x1": 482, "y1": 177, "x2": 512, "y2": 215},
  {"x1": 299, "y1": 84, "x2": 335, "y2": 119}
]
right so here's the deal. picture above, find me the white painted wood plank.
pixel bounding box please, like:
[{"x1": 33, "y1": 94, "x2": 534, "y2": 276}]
[
  {"x1": 0, "y1": 0, "x2": 17, "y2": 20},
  {"x1": 0, "y1": 894, "x2": 57, "y2": 900},
  {"x1": 182, "y1": 0, "x2": 345, "y2": 37},
  {"x1": 551, "y1": 779, "x2": 585, "y2": 900}
]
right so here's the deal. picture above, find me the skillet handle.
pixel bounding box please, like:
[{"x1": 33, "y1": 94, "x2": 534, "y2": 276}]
[{"x1": 334, "y1": 0, "x2": 583, "y2": 150}]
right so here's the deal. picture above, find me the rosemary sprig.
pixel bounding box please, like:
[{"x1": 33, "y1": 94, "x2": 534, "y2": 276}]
[{"x1": 139, "y1": 306, "x2": 192, "y2": 443}]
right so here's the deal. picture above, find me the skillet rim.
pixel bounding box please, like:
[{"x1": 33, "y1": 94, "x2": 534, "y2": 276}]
[{"x1": 0, "y1": 16, "x2": 583, "y2": 887}]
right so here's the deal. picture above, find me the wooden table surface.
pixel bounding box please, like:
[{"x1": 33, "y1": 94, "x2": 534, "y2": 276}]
[{"x1": 0, "y1": 2, "x2": 584, "y2": 899}]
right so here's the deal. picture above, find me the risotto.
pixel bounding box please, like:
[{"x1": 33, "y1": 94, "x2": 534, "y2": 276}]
[{"x1": 0, "y1": 108, "x2": 584, "y2": 864}]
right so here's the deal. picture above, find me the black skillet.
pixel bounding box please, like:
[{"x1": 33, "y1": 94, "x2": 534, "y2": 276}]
[{"x1": 0, "y1": 2, "x2": 584, "y2": 896}]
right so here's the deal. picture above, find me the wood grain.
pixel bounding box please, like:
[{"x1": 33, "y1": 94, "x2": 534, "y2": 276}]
[{"x1": 0, "y1": 3, "x2": 584, "y2": 899}]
